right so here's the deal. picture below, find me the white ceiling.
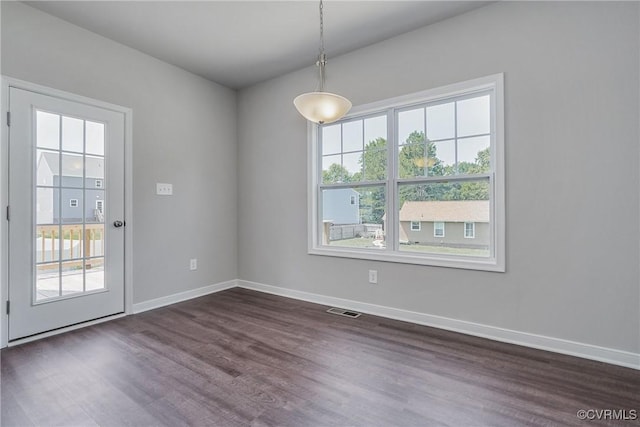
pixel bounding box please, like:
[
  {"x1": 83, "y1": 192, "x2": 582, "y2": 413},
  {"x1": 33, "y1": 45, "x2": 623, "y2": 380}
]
[{"x1": 25, "y1": 1, "x2": 491, "y2": 89}]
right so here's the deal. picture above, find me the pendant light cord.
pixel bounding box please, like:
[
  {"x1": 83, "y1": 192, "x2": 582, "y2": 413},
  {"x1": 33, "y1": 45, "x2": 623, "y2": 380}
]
[{"x1": 317, "y1": 0, "x2": 326, "y2": 92}]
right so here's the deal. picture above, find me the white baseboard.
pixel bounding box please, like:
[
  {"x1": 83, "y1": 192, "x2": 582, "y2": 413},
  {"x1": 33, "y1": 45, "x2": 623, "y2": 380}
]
[
  {"x1": 237, "y1": 280, "x2": 640, "y2": 370},
  {"x1": 132, "y1": 279, "x2": 237, "y2": 314}
]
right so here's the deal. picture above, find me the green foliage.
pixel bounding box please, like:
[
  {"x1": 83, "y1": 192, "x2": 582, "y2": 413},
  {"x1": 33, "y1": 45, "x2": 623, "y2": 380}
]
[{"x1": 322, "y1": 163, "x2": 352, "y2": 184}]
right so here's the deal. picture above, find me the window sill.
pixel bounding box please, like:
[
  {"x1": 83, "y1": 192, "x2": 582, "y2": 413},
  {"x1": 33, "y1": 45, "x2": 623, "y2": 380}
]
[{"x1": 308, "y1": 246, "x2": 505, "y2": 272}]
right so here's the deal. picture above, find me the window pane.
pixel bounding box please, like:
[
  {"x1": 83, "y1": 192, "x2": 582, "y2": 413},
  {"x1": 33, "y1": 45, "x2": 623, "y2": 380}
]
[
  {"x1": 86, "y1": 156, "x2": 105, "y2": 185},
  {"x1": 36, "y1": 150, "x2": 57, "y2": 186},
  {"x1": 36, "y1": 263, "x2": 59, "y2": 301},
  {"x1": 322, "y1": 186, "x2": 385, "y2": 250},
  {"x1": 364, "y1": 115, "x2": 387, "y2": 147},
  {"x1": 430, "y1": 140, "x2": 455, "y2": 177},
  {"x1": 85, "y1": 121, "x2": 105, "y2": 155},
  {"x1": 62, "y1": 116, "x2": 84, "y2": 153},
  {"x1": 60, "y1": 225, "x2": 84, "y2": 261},
  {"x1": 322, "y1": 125, "x2": 341, "y2": 155},
  {"x1": 85, "y1": 257, "x2": 105, "y2": 291},
  {"x1": 398, "y1": 140, "x2": 426, "y2": 179},
  {"x1": 426, "y1": 102, "x2": 455, "y2": 141},
  {"x1": 36, "y1": 111, "x2": 60, "y2": 150},
  {"x1": 322, "y1": 155, "x2": 347, "y2": 184},
  {"x1": 86, "y1": 191, "x2": 105, "y2": 224},
  {"x1": 398, "y1": 108, "x2": 424, "y2": 145},
  {"x1": 343, "y1": 152, "x2": 362, "y2": 176},
  {"x1": 343, "y1": 120, "x2": 363, "y2": 153},
  {"x1": 363, "y1": 149, "x2": 386, "y2": 181},
  {"x1": 61, "y1": 189, "x2": 83, "y2": 224},
  {"x1": 36, "y1": 226, "x2": 59, "y2": 262},
  {"x1": 398, "y1": 181, "x2": 490, "y2": 257},
  {"x1": 61, "y1": 153, "x2": 84, "y2": 188},
  {"x1": 458, "y1": 136, "x2": 490, "y2": 174},
  {"x1": 36, "y1": 188, "x2": 57, "y2": 225},
  {"x1": 61, "y1": 260, "x2": 84, "y2": 296},
  {"x1": 457, "y1": 95, "x2": 490, "y2": 137},
  {"x1": 85, "y1": 225, "x2": 105, "y2": 258}
]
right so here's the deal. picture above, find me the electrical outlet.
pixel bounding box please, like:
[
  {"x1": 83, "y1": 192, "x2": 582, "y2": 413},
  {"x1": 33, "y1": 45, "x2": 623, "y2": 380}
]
[
  {"x1": 156, "y1": 183, "x2": 173, "y2": 195},
  {"x1": 368, "y1": 269, "x2": 378, "y2": 284},
  {"x1": 190, "y1": 258, "x2": 197, "y2": 271}
]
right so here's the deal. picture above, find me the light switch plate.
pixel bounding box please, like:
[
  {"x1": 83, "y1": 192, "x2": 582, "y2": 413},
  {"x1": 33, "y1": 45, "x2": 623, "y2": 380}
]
[{"x1": 156, "y1": 183, "x2": 173, "y2": 195}]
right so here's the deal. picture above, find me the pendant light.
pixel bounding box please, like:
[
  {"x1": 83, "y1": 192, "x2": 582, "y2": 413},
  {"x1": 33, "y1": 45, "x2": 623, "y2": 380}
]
[{"x1": 294, "y1": 0, "x2": 352, "y2": 125}]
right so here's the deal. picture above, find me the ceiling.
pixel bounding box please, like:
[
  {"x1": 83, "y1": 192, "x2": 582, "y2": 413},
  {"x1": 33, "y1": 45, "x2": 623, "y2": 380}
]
[{"x1": 25, "y1": 1, "x2": 491, "y2": 89}]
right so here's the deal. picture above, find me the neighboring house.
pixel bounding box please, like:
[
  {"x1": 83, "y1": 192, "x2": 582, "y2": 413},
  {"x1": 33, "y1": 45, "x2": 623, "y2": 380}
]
[
  {"x1": 398, "y1": 200, "x2": 489, "y2": 248},
  {"x1": 322, "y1": 188, "x2": 360, "y2": 225},
  {"x1": 37, "y1": 152, "x2": 105, "y2": 224}
]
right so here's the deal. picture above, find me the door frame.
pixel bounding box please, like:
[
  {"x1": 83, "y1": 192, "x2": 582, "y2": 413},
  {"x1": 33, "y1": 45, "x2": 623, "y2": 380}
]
[{"x1": 0, "y1": 76, "x2": 134, "y2": 347}]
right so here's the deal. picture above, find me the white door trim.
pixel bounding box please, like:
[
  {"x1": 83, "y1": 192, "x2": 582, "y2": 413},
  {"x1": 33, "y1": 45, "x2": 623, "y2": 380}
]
[{"x1": 0, "y1": 76, "x2": 134, "y2": 347}]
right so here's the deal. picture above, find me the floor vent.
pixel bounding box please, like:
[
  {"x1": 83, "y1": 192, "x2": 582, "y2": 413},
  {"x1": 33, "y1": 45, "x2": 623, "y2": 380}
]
[{"x1": 326, "y1": 307, "x2": 362, "y2": 318}]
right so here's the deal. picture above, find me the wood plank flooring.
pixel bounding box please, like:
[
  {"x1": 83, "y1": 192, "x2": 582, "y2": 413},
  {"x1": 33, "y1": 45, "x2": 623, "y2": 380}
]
[{"x1": 2, "y1": 288, "x2": 639, "y2": 426}]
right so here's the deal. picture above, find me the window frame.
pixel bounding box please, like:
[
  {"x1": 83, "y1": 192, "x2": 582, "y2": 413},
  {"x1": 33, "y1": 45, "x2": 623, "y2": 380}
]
[
  {"x1": 464, "y1": 222, "x2": 475, "y2": 239},
  {"x1": 410, "y1": 221, "x2": 421, "y2": 232},
  {"x1": 433, "y1": 222, "x2": 445, "y2": 238},
  {"x1": 308, "y1": 74, "x2": 505, "y2": 272},
  {"x1": 69, "y1": 199, "x2": 78, "y2": 208}
]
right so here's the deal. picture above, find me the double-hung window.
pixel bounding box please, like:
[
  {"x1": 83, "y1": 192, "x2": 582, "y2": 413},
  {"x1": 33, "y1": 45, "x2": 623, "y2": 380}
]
[{"x1": 309, "y1": 74, "x2": 505, "y2": 271}]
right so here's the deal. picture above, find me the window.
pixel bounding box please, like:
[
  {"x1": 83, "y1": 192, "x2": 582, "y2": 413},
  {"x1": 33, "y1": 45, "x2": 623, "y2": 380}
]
[
  {"x1": 69, "y1": 199, "x2": 78, "y2": 208},
  {"x1": 350, "y1": 195, "x2": 356, "y2": 205},
  {"x1": 95, "y1": 200, "x2": 104, "y2": 213},
  {"x1": 309, "y1": 74, "x2": 505, "y2": 272},
  {"x1": 464, "y1": 222, "x2": 475, "y2": 239},
  {"x1": 95, "y1": 179, "x2": 103, "y2": 188}
]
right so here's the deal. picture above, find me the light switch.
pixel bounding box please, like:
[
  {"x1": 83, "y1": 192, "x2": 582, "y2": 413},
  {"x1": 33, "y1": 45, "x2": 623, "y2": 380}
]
[{"x1": 156, "y1": 183, "x2": 173, "y2": 195}]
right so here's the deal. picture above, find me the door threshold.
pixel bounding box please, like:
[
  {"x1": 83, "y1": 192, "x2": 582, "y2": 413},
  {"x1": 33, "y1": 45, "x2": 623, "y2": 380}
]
[{"x1": 8, "y1": 312, "x2": 126, "y2": 347}]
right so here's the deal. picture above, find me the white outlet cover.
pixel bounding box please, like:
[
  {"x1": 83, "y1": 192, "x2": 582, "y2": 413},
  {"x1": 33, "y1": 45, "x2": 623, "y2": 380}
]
[{"x1": 156, "y1": 183, "x2": 173, "y2": 195}]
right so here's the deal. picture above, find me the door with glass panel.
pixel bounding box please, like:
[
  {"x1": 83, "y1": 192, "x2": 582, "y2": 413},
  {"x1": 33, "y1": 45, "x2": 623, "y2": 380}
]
[{"x1": 8, "y1": 87, "x2": 125, "y2": 340}]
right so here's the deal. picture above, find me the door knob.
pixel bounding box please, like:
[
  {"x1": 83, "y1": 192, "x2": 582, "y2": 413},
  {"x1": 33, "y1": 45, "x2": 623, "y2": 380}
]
[{"x1": 113, "y1": 220, "x2": 125, "y2": 228}]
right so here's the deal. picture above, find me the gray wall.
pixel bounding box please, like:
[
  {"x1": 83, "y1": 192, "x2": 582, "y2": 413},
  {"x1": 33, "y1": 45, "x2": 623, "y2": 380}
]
[
  {"x1": 2, "y1": 2, "x2": 238, "y2": 303},
  {"x1": 238, "y1": 2, "x2": 640, "y2": 353}
]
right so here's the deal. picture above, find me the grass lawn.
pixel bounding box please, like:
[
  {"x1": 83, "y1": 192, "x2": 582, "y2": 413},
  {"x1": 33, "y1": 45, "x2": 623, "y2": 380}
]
[{"x1": 330, "y1": 237, "x2": 489, "y2": 257}]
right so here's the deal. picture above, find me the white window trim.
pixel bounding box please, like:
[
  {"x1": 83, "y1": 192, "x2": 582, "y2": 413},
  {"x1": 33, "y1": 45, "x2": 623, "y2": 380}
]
[
  {"x1": 308, "y1": 73, "x2": 505, "y2": 272},
  {"x1": 434, "y1": 222, "x2": 445, "y2": 238},
  {"x1": 95, "y1": 200, "x2": 104, "y2": 212},
  {"x1": 95, "y1": 179, "x2": 103, "y2": 188},
  {"x1": 69, "y1": 199, "x2": 78, "y2": 207},
  {"x1": 410, "y1": 221, "x2": 421, "y2": 231},
  {"x1": 464, "y1": 222, "x2": 475, "y2": 239}
]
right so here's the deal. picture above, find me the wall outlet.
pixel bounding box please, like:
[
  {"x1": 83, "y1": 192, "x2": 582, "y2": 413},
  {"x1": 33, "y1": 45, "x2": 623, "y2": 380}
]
[
  {"x1": 190, "y1": 258, "x2": 197, "y2": 271},
  {"x1": 368, "y1": 269, "x2": 378, "y2": 284},
  {"x1": 156, "y1": 183, "x2": 173, "y2": 195}
]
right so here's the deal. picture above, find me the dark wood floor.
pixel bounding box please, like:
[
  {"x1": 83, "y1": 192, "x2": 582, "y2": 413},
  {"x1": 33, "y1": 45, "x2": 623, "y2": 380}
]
[{"x1": 2, "y1": 288, "x2": 639, "y2": 426}]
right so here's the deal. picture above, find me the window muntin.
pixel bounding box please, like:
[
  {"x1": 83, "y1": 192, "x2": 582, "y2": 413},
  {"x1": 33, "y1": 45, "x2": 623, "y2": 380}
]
[{"x1": 311, "y1": 74, "x2": 504, "y2": 271}]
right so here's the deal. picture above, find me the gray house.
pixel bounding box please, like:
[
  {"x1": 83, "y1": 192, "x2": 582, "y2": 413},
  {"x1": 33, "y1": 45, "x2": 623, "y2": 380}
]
[
  {"x1": 398, "y1": 200, "x2": 489, "y2": 249},
  {"x1": 322, "y1": 188, "x2": 360, "y2": 225},
  {"x1": 37, "y1": 152, "x2": 105, "y2": 224}
]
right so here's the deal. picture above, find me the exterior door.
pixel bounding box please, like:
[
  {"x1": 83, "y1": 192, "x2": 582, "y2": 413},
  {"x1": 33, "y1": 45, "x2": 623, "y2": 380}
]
[{"x1": 8, "y1": 86, "x2": 125, "y2": 340}]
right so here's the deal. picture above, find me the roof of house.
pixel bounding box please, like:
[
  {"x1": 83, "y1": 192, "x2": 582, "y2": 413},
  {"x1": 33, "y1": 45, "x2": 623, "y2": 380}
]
[
  {"x1": 38, "y1": 152, "x2": 104, "y2": 179},
  {"x1": 398, "y1": 200, "x2": 489, "y2": 223}
]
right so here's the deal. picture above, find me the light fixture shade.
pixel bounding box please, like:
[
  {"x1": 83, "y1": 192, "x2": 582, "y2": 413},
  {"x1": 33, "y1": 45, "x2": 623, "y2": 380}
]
[{"x1": 293, "y1": 91, "x2": 352, "y2": 124}]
